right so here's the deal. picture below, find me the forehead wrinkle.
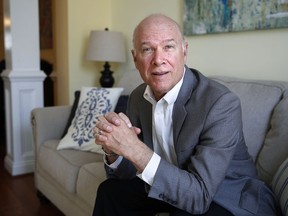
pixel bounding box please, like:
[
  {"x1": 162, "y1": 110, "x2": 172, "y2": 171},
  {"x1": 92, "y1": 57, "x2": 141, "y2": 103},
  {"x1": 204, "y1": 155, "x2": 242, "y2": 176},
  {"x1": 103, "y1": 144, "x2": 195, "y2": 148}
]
[{"x1": 140, "y1": 39, "x2": 176, "y2": 46}]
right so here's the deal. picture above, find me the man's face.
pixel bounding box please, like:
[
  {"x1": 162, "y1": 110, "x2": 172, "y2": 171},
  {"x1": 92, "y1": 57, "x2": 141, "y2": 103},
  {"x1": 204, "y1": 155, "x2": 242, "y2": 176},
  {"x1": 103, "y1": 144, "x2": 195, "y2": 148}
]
[{"x1": 132, "y1": 19, "x2": 188, "y2": 100}]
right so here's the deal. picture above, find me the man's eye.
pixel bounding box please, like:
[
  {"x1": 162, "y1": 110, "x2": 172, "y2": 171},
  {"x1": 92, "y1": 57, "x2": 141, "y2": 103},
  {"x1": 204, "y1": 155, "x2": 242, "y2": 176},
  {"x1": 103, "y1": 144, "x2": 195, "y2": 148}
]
[
  {"x1": 164, "y1": 45, "x2": 175, "y2": 50},
  {"x1": 141, "y1": 47, "x2": 154, "y2": 55},
  {"x1": 142, "y1": 47, "x2": 152, "y2": 53}
]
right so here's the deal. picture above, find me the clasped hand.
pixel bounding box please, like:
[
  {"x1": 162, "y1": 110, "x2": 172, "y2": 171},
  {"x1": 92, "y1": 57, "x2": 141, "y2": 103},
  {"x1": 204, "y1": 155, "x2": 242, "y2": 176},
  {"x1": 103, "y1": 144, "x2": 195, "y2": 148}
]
[
  {"x1": 94, "y1": 112, "x2": 140, "y2": 157},
  {"x1": 93, "y1": 112, "x2": 153, "y2": 172}
]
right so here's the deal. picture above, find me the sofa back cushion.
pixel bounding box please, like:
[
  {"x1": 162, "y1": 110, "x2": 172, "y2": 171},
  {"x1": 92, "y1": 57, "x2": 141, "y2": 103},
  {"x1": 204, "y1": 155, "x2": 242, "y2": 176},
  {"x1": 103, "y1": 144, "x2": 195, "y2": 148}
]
[
  {"x1": 271, "y1": 157, "x2": 288, "y2": 216},
  {"x1": 212, "y1": 77, "x2": 285, "y2": 162},
  {"x1": 257, "y1": 88, "x2": 288, "y2": 184}
]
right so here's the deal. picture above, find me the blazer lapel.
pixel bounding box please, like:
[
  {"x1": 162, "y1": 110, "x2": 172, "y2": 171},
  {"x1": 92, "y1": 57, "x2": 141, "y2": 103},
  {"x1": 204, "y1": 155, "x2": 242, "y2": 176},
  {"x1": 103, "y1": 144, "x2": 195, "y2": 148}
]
[
  {"x1": 173, "y1": 67, "x2": 197, "y2": 153},
  {"x1": 140, "y1": 97, "x2": 154, "y2": 149}
]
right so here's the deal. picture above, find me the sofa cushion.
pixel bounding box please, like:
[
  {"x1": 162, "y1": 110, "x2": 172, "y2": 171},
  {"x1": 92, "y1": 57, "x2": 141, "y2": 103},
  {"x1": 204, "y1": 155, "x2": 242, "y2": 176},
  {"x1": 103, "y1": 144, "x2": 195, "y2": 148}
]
[
  {"x1": 212, "y1": 77, "x2": 284, "y2": 162},
  {"x1": 271, "y1": 157, "x2": 288, "y2": 216},
  {"x1": 38, "y1": 140, "x2": 103, "y2": 193},
  {"x1": 57, "y1": 87, "x2": 123, "y2": 153},
  {"x1": 257, "y1": 88, "x2": 288, "y2": 184},
  {"x1": 62, "y1": 91, "x2": 81, "y2": 138},
  {"x1": 76, "y1": 162, "x2": 106, "y2": 207},
  {"x1": 62, "y1": 93, "x2": 128, "y2": 139}
]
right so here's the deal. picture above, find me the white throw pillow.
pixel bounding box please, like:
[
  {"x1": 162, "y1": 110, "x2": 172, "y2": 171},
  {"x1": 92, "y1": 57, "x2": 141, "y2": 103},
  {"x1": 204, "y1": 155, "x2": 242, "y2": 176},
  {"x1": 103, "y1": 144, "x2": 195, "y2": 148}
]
[{"x1": 57, "y1": 87, "x2": 123, "y2": 154}]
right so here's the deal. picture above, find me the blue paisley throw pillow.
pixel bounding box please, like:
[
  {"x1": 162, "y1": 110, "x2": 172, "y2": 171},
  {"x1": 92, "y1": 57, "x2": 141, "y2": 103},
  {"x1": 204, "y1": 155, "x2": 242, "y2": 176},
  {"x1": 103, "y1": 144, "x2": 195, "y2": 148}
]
[{"x1": 57, "y1": 87, "x2": 123, "y2": 153}]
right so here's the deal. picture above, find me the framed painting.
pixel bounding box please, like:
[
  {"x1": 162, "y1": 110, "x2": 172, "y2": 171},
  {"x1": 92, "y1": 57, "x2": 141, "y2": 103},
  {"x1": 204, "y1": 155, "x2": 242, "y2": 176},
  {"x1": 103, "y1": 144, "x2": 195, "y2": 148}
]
[{"x1": 184, "y1": 0, "x2": 288, "y2": 35}]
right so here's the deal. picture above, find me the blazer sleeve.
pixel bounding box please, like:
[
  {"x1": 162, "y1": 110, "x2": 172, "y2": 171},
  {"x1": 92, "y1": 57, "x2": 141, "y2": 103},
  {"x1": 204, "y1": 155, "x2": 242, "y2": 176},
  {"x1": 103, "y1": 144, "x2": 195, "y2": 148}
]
[{"x1": 148, "y1": 91, "x2": 244, "y2": 214}]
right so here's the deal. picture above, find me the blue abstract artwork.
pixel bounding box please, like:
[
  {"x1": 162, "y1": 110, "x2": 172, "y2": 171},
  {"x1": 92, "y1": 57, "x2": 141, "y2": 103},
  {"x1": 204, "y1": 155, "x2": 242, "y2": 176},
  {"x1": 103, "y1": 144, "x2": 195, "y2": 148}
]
[{"x1": 184, "y1": 0, "x2": 288, "y2": 35}]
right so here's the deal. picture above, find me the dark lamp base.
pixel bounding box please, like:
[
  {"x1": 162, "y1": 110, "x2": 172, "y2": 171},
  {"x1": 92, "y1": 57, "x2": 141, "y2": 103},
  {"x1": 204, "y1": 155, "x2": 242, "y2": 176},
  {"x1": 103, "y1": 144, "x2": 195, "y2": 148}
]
[{"x1": 100, "y1": 62, "x2": 114, "y2": 87}]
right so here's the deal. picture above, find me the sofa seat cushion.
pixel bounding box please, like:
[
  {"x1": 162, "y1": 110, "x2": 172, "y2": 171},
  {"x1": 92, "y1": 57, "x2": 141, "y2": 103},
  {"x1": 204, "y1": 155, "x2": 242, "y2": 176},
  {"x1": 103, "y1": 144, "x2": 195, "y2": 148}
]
[
  {"x1": 76, "y1": 162, "x2": 106, "y2": 207},
  {"x1": 38, "y1": 140, "x2": 103, "y2": 193},
  {"x1": 212, "y1": 77, "x2": 284, "y2": 161}
]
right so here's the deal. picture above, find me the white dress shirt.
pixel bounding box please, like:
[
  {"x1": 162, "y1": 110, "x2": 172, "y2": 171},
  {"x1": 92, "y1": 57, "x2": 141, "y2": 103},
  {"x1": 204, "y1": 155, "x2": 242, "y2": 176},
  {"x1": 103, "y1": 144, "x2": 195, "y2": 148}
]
[{"x1": 105, "y1": 71, "x2": 185, "y2": 186}]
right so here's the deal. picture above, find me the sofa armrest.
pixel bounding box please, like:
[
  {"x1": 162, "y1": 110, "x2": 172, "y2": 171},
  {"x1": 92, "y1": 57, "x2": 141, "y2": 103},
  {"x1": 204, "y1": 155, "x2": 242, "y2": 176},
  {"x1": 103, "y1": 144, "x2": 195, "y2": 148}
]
[{"x1": 31, "y1": 105, "x2": 72, "y2": 152}]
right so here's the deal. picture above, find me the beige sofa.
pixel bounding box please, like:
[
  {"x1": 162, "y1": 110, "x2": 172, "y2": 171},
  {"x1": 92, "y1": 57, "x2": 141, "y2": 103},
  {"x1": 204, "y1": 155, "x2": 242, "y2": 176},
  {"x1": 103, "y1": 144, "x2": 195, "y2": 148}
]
[{"x1": 31, "y1": 74, "x2": 288, "y2": 216}]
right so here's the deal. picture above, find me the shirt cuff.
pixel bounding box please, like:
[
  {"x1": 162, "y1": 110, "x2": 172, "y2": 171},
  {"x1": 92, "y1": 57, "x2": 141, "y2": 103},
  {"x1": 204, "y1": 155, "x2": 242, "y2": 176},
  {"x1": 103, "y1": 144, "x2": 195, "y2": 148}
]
[
  {"x1": 137, "y1": 152, "x2": 161, "y2": 186},
  {"x1": 103, "y1": 155, "x2": 123, "y2": 169}
]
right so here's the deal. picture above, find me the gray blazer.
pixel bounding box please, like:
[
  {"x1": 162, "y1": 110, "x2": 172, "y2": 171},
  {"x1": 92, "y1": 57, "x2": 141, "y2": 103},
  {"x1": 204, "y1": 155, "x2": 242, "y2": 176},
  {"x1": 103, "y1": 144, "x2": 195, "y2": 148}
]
[{"x1": 106, "y1": 67, "x2": 277, "y2": 215}]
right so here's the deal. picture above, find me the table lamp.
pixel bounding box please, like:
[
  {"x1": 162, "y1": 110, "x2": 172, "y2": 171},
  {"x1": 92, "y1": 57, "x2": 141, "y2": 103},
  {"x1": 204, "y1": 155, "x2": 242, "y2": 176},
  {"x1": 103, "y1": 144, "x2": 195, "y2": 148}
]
[{"x1": 86, "y1": 28, "x2": 126, "y2": 87}]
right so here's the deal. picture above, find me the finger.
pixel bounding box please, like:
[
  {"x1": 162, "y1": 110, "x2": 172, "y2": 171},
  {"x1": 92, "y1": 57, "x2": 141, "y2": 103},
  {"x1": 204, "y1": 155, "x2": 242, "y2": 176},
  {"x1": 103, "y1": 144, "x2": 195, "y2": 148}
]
[
  {"x1": 104, "y1": 112, "x2": 121, "y2": 126},
  {"x1": 96, "y1": 134, "x2": 107, "y2": 142},
  {"x1": 118, "y1": 112, "x2": 132, "y2": 128},
  {"x1": 93, "y1": 128, "x2": 108, "y2": 142},
  {"x1": 93, "y1": 128, "x2": 97, "y2": 138},
  {"x1": 132, "y1": 126, "x2": 141, "y2": 135},
  {"x1": 96, "y1": 117, "x2": 113, "y2": 132},
  {"x1": 117, "y1": 113, "x2": 141, "y2": 134},
  {"x1": 93, "y1": 125, "x2": 109, "y2": 142}
]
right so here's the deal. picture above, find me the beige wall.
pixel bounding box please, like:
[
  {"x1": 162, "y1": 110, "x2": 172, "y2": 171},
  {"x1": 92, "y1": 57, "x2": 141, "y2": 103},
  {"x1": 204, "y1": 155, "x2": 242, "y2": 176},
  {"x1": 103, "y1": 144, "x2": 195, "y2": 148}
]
[
  {"x1": 57, "y1": 0, "x2": 288, "y2": 104},
  {"x1": 55, "y1": 0, "x2": 111, "y2": 105},
  {"x1": 111, "y1": 0, "x2": 288, "y2": 81},
  {"x1": 187, "y1": 28, "x2": 288, "y2": 80}
]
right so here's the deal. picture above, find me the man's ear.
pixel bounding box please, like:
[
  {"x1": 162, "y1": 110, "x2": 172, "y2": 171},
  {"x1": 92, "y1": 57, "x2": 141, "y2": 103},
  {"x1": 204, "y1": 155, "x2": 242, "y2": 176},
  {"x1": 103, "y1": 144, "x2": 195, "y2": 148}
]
[
  {"x1": 131, "y1": 50, "x2": 138, "y2": 69},
  {"x1": 131, "y1": 50, "x2": 136, "y2": 62},
  {"x1": 183, "y1": 42, "x2": 188, "y2": 57},
  {"x1": 183, "y1": 42, "x2": 188, "y2": 62}
]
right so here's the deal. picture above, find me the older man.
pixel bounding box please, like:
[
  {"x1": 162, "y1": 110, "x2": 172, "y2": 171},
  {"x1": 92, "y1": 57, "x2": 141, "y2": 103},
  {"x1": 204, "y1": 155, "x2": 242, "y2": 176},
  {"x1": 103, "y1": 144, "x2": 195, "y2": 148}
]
[{"x1": 92, "y1": 14, "x2": 278, "y2": 216}]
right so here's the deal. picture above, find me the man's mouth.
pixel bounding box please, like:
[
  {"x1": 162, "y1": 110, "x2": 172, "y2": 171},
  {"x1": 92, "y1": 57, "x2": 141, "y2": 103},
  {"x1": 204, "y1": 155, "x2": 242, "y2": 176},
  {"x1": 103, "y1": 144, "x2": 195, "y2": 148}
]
[{"x1": 152, "y1": 71, "x2": 169, "y2": 76}]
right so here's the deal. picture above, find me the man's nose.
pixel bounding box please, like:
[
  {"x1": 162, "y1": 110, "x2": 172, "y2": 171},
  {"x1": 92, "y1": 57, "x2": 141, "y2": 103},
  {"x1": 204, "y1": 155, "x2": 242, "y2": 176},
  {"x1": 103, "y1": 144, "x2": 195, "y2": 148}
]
[{"x1": 152, "y1": 49, "x2": 165, "y2": 66}]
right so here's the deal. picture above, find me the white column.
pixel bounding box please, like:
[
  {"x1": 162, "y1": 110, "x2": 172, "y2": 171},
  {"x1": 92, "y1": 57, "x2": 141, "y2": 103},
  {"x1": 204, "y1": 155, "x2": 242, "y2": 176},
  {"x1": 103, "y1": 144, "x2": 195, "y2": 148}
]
[{"x1": 2, "y1": 0, "x2": 45, "y2": 176}]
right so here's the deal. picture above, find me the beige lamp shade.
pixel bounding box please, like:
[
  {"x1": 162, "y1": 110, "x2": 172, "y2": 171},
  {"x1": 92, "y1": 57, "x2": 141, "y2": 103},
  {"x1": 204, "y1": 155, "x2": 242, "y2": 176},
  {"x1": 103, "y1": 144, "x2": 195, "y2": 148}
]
[{"x1": 86, "y1": 30, "x2": 126, "y2": 63}]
